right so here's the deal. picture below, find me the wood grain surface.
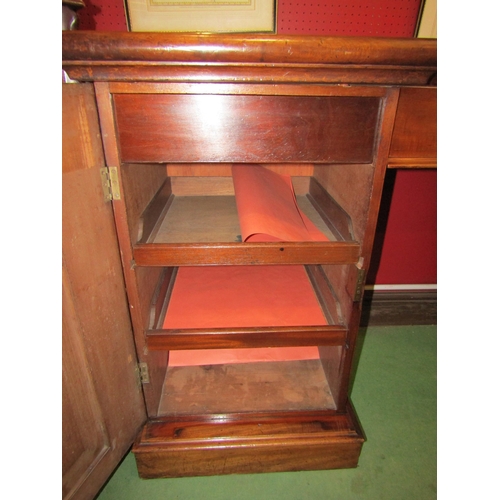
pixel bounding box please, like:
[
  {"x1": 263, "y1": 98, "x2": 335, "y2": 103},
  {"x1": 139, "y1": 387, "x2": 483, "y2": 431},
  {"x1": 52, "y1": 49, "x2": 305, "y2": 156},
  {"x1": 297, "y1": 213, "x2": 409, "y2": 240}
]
[{"x1": 114, "y1": 94, "x2": 379, "y2": 164}]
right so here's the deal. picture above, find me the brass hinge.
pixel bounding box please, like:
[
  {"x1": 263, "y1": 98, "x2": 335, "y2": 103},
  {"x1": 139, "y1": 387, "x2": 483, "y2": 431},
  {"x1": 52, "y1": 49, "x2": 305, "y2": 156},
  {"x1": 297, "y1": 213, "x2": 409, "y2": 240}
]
[
  {"x1": 100, "y1": 166, "x2": 121, "y2": 202},
  {"x1": 353, "y1": 267, "x2": 366, "y2": 302},
  {"x1": 138, "y1": 362, "x2": 150, "y2": 384}
]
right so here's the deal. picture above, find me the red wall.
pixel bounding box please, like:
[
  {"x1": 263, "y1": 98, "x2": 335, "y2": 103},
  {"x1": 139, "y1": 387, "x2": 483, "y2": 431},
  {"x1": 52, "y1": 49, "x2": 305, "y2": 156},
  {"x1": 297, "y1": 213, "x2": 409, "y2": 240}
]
[
  {"x1": 76, "y1": 0, "x2": 437, "y2": 286},
  {"x1": 277, "y1": 0, "x2": 421, "y2": 36},
  {"x1": 78, "y1": 0, "x2": 422, "y2": 36},
  {"x1": 367, "y1": 169, "x2": 437, "y2": 285},
  {"x1": 78, "y1": 0, "x2": 127, "y2": 31}
]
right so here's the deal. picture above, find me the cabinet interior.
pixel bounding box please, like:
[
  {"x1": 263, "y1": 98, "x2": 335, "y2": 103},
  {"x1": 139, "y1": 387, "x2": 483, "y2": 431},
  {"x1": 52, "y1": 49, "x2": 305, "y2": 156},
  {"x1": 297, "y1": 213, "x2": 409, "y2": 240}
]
[
  {"x1": 119, "y1": 160, "x2": 374, "y2": 418},
  {"x1": 108, "y1": 88, "x2": 383, "y2": 439},
  {"x1": 146, "y1": 177, "x2": 343, "y2": 244}
]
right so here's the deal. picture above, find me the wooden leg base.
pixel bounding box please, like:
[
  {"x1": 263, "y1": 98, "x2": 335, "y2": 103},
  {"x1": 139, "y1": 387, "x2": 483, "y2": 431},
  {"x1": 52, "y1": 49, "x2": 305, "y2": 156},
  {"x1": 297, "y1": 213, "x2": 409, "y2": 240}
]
[{"x1": 132, "y1": 404, "x2": 364, "y2": 478}]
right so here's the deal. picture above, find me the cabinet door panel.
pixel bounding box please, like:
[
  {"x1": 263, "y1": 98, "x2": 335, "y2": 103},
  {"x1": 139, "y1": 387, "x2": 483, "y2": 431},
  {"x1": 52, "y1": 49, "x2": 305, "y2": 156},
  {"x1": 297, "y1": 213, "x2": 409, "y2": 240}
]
[
  {"x1": 62, "y1": 83, "x2": 146, "y2": 500},
  {"x1": 62, "y1": 268, "x2": 110, "y2": 499}
]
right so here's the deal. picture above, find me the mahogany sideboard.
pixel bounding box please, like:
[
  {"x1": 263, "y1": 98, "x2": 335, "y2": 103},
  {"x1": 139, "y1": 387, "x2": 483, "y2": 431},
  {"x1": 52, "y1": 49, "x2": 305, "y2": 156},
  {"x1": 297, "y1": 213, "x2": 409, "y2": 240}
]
[{"x1": 62, "y1": 32, "x2": 436, "y2": 499}]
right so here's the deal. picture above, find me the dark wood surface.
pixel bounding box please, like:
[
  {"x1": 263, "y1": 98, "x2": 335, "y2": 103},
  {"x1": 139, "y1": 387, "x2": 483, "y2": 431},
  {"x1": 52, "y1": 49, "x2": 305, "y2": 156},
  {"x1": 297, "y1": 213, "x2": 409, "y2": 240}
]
[
  {"x1": 62, "y1": 32, "x2": 437, "y2": 65},
  {"x1": 387, "y1": 157, "x2": 437, "y2": 168},
  {"x1": 62, "y1": 84, "x2": 146, "y2": 500},
  {"x1": 109, "y1": 82, "x2": 388, "y2": 97},
  {"x1": 138, "y1": 179, "x2": 173, "y2": 243},
  {"x1": 114, "y1": 94, "x2": 379, "y2": 164},
  {"x1": 361, "y1": 290, "x2": 437, "y2": 326},
  {"x1": 148, "y1": 268, "x2": 176, "y2": 330},
  {"x1": 62, "y1": 32, "x2": 436, "y2": 86},
  {"x1": 133, "y1": 241, "x2": 361, "y2": 266},
  {"x1": 133, "y1": 404, "x2": 363, "y2": 478},
  {"x1": 308, "y1": 177, "x2": 354, "y2": 241},
  {"x1": 147, "y1": 325, "x2": 347, "y2": 351},
  {"x1": 120, "y1": 163, "x2": 170, "y2": 244},
  {"x1": 389, "y1": 87, "x2": 437, "y2": 162},
  {"x1": 306, "y1": 265, "x2": 344, "y2": 325}
]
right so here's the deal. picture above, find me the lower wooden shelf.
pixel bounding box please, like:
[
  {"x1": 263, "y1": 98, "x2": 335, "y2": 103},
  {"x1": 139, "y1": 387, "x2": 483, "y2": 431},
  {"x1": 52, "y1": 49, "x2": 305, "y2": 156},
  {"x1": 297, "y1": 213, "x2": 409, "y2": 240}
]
[
  {"x1": 158, "y1": 359, "x2": 337, "y2": 416},
  {"x1": 146, "y1": 264, "x2": 347, "y2": 350},
  {"x1": 132, "y1": 402, "x2": 364, "y2": 478}
]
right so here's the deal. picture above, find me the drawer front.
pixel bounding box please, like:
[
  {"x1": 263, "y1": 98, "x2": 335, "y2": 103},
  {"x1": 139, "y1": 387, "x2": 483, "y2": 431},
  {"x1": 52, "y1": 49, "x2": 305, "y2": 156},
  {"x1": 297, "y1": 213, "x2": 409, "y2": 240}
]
[
  {"x1": 389, "y1": 87, "x2": 437, "y2": 160},
  {"x1": 113, "y1": 94, "x2": 380, "y2": 163}
]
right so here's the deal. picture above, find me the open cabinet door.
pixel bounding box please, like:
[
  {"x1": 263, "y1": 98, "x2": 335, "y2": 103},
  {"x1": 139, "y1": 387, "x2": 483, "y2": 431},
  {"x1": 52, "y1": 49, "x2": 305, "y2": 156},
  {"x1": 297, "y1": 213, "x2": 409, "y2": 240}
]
[{"x1": 62, "y1": 83, "x2": 146, "y2": 500}]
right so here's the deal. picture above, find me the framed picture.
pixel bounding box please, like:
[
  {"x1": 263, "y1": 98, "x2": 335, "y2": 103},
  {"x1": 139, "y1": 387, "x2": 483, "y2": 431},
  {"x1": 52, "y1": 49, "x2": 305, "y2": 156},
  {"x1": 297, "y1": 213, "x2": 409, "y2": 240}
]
[
  {"x1": 125, "y1": 0, "x2": 276, "y2": 33},
  {"x1": 416, "y1": 0, "x2": 437, "y2": 38}
]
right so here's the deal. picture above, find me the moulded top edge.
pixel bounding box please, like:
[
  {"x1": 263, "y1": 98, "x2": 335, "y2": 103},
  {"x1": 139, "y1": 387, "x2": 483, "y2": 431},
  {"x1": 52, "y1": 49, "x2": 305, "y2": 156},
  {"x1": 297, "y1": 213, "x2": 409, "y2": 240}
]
[{"x1": 62, "y1": 32, "x2": 437, "y2": 67}]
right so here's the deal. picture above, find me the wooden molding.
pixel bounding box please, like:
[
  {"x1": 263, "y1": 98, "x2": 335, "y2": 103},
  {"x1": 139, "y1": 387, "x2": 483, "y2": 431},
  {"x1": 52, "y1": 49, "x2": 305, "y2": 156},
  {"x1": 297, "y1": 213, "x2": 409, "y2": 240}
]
[
  {"x1": 62, "y1": 32, "x2": 437, "y2": 86},
  {"x1": 387, "y1": 158, "x2": 437, "y2": 169},
  {"x1": 361, "y1": 289, "x2": 437, "y2": 326}
]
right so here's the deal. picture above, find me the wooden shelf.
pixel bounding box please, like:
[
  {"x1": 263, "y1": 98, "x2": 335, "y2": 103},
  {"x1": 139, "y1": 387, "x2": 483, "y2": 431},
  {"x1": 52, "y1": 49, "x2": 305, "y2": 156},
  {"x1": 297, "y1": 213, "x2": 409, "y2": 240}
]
[
  {"x1": 158, "y1": 359, "x2": 337, "y2": 416},
  {"x1": 146, "y1": 264, "x2": 347, "y2": 351},
  {"x1": 132, "y1": 175, "x2": 359, "y2": 266},
  {"x1": 147, "y1": 325, "x2": 348, "y2": 351},
  {"x1": 151, "y1": 194, "x2": 338, "y2": 244},
  {"x1": 134, "y1": 241, "x2": 360, "y2": 267}
]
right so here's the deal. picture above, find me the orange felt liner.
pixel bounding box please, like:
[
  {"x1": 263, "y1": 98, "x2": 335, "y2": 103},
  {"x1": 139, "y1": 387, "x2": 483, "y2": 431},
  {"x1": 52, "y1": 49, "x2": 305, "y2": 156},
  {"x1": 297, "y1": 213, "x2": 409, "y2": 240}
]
[
  {"x1": 232, "y1": 164, "x2": 329, "y2": 242},
  {"x1": 168, "y1": 347, "x2": 320, "y2": 367},
  {"x1": 166, "y1": 166, "x2": 329, "y2": 367},
  {"x1": 164, "y1": 266, "x2": 326, "y2": 366}
]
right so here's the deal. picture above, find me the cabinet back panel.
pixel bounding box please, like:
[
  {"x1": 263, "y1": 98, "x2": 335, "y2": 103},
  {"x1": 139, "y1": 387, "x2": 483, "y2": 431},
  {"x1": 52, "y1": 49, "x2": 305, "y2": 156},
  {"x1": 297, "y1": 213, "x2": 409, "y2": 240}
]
[{"x1": 113, "y1": 94, "x2": 379, "y2": 163}]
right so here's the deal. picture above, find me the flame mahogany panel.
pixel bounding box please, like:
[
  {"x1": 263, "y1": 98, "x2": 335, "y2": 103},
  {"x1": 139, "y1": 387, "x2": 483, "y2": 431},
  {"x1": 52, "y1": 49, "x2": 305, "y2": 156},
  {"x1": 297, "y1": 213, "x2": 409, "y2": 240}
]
[
  {"x1": 113, "y1": 94, "x2": 379, "y2": 164},
  {"x1": 389, "y1": 87, "x2": 437, "y2": 160}
]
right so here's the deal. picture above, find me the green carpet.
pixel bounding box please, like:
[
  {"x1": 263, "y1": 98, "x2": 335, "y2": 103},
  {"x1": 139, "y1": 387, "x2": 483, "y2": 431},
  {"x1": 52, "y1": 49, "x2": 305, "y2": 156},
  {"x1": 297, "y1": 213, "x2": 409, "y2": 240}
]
[{"x1": 97, "y1": 325, "x2": 437, "y2": 499}]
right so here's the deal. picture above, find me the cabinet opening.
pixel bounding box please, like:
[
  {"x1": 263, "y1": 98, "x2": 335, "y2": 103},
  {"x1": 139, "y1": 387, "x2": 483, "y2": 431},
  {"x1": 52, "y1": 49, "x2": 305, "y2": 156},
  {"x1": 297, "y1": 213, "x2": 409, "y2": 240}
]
[
  {"x1": 139, "y1": 172, "x2": 353, "y2": 244},
  {"x1": 144, "y1": 263, "x2": 347, "y2": 416},
  {"x1": 147, "y1": 186, "x2": 342, "y2": 245}
]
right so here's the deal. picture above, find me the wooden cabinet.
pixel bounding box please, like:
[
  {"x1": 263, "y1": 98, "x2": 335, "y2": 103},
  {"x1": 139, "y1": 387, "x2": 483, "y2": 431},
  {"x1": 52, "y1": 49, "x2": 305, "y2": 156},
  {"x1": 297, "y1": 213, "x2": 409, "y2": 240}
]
[{"x1": 62, "y1": 32, "x2": 436, "y2": 494}]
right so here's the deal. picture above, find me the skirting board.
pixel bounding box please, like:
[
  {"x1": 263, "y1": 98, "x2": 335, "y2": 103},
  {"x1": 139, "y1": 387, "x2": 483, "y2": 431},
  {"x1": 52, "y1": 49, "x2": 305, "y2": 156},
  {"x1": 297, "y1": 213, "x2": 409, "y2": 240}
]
[{"x1": 361, "y1": 288, "x2": 437, "y2": 326}]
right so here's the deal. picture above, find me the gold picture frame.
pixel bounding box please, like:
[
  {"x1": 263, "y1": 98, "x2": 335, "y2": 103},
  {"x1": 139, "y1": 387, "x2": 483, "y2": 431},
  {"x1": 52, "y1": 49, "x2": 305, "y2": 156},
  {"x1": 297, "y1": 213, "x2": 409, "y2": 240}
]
[{"x1": 125, "y1": 0, "x2": 276, "y2": 33}]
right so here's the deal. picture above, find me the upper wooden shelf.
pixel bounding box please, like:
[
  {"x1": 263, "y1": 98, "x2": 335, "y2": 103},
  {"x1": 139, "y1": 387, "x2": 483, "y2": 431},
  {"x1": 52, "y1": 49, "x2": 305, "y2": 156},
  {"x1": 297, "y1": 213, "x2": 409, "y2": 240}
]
[
  {"x1": 132, "y1": 175, "x2": 360, "y2": 267},
  {"x1": 62, "y1": 32, "x2": 437, "y2": 86}
]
